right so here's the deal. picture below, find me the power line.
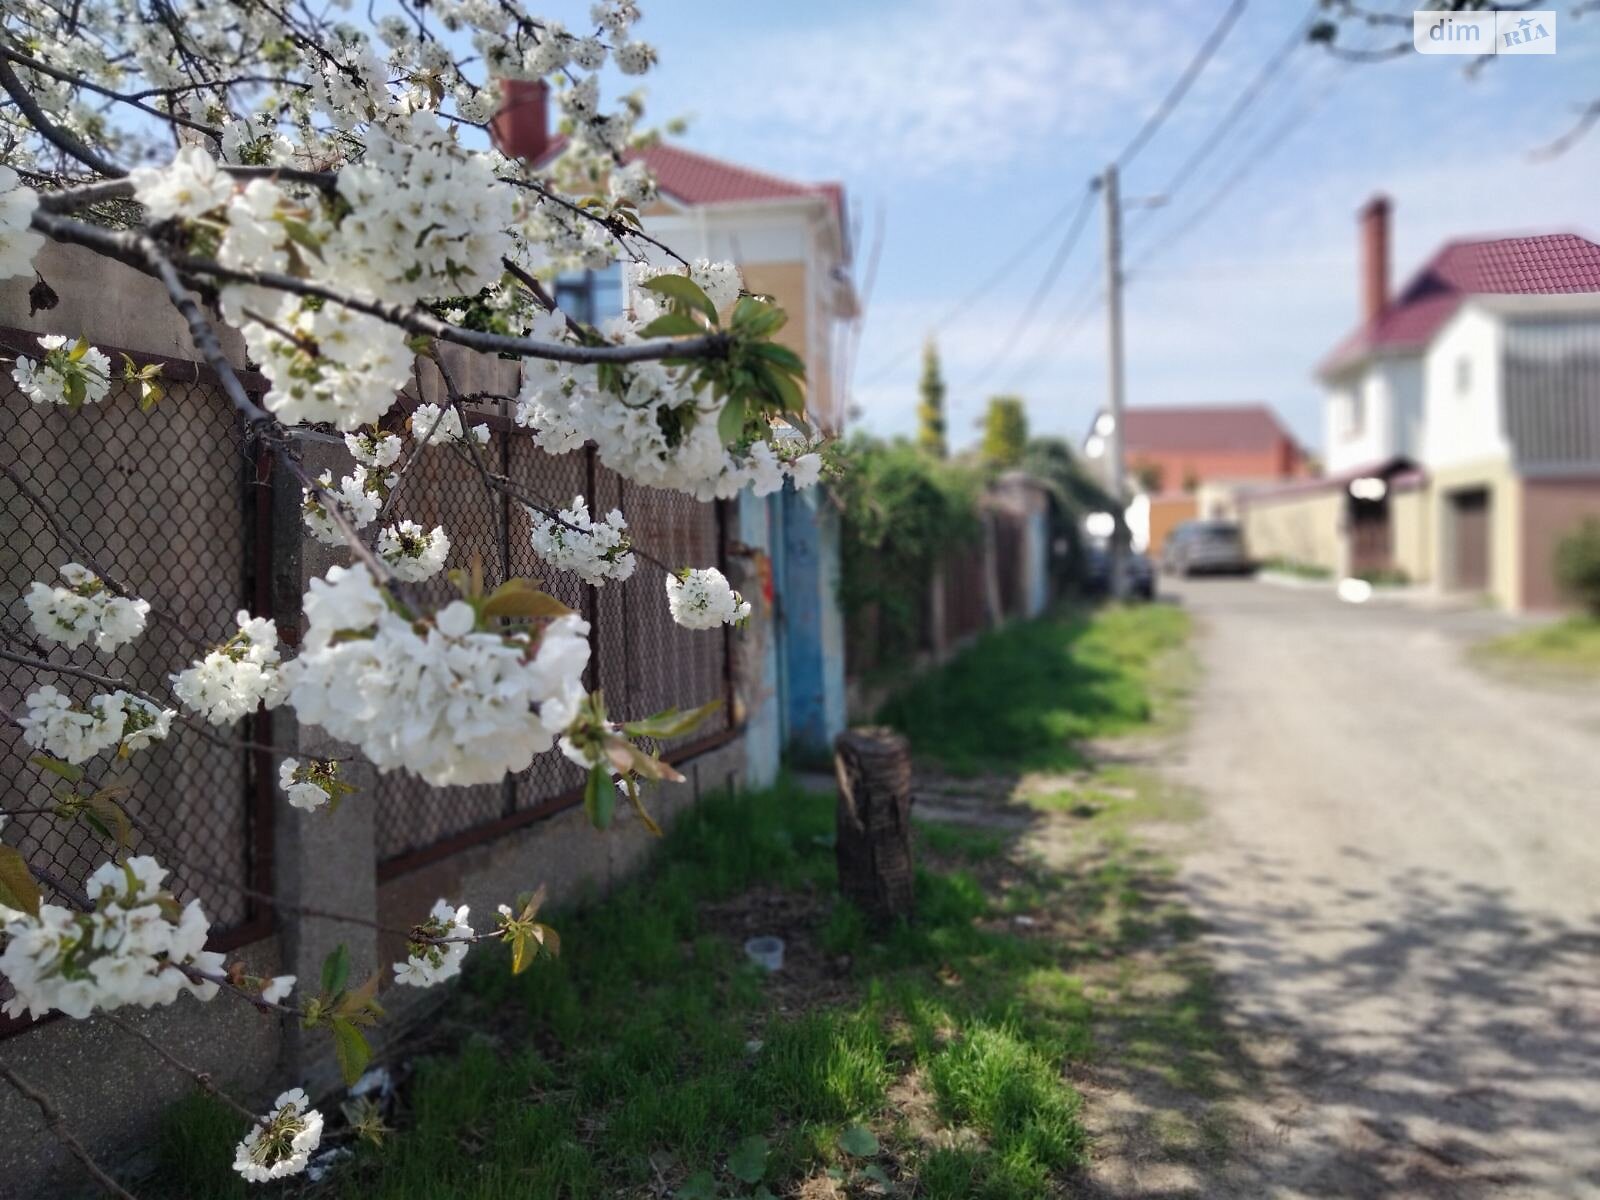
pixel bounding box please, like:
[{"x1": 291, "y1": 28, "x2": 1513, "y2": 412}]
[
  {"x1": 1145, "y1": 1, "x2": 1319, "y2": 210},
  {"x1": 953, "y1": 184, "x2": 1099, "y2": 393},
  {"x1": 856, "y1": 0, "x2": 1249, "y2": 397},
  {"x1": 1125, "y1": 61, "x2": 1348, "y2": 279},
  {"x1": 854, "y1": 182, "x2": 1098, "y2": 388},
  {"x1": 1116, "y1": 0, "x2": 1248, "y2": 170}
]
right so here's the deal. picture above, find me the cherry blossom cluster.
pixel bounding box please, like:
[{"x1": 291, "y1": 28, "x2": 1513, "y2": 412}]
[
  {"x1": 233, "y1": 1088, "x2": 324, "y2": 1183},
  {"x1": 392, "y1": 900, "x2": 474, "y2": 987},
  {"x1": 303, "y1": 465, "x2": 383, "y2": 547},
  {"x1": 513, "y1": 270, "x2": 823, "y2": 501},
  {"x1": 171, "y1": 611, "x2": 285, "y2": 725},
  {"x1": 665, "y1": 568, "x2": 752, "y2": 630},
  {"x1": 0, "y1": 856, "x2": 230, "y2": 1021},
  {"x1": 0, "y1": 166, "x2": 43, "y2": 278},
  {"x1": 283, "y1": 565, "x2": 590, "y2": 786},
  {"x1": 18, "y1": 686, "x2": 173, "y2": 764},
  {"x1": 277, "y1": 758, "x2": 347, "y2": 812},
  {"x1": 344, "y1": 430, "x2": 403, "y2": 471},
  {"x1": 10, "y1": 334, "x2": 112, "y2": 409},
  {"x1": 24, "y1": 563, "x2": 149, "y2": 652},
  {"x1": 529, "y1": 497, "x2": 636, "y2": 586},
  {"x1": 411, "y1": 402, "x2": 491, "y2": 448},
  {"x1": 377, "y1": 521, "x2": 452, "y2": 583}
]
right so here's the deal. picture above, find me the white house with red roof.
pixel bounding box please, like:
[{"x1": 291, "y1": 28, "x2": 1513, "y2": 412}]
[
  {"x1": 616, "y1": 142, "x2": 858, "y2": 435},
  {"x1": 1249, "y1": 195, "x2": 1600, "y2": 609},
  {"x1": 500, "y1": 82, "x2": 858, "y2": 438}
]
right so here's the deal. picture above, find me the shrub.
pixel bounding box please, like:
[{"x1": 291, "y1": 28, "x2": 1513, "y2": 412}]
[
  {"x1": 1556, "y1": 519, "x2": 1600, "y2": 617},
  {"x1": 828, "y1": 437, "x2": 983, "y2": 669}
]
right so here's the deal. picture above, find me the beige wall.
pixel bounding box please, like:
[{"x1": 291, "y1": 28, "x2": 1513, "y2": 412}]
[
  {"x1": 1520, "y1": 477, "x2": 1600, "y2": 611},
  {"x1": 1431, "y1": 458, "x2": 1522, "y2": 609},
  {"x1": 1242, "y1": 489, "x2": 1345, "y2": 573},
  {"x1": 739, "y1": 259, "x2": 821, "y2": 423},
  {"x1": 1390, "y1": 483, "x2": 1432, "y2": 584},
  {"x1": 1147, "y1": 494, "x2": 1198, "y2": 556}
]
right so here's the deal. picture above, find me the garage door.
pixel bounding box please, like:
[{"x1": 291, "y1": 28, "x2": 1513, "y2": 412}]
[{"x1": 1450, "y1": 489, "x2": 1490, "y2": 592}]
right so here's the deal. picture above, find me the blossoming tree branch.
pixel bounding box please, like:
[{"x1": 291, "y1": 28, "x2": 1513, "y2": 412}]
[{"x1": 0, "y1": 0, "x2": 820, "y2": 1187}]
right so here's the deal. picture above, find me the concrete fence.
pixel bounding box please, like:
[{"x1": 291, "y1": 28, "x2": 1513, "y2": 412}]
[{"x1": 0, "y1": 242, "x2": 844, "y2": 1194}]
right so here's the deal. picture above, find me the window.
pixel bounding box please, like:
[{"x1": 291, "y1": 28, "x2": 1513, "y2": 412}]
[
  {"x1": 553, "y1": 264, "x2": 623, "y2": 325},
  {"x1": 1344, "y1": 390, "x2": 1366, "y2": 439},
  {"x1": 1455, "y1": 355, "x2": 1472, "y2": 396}
]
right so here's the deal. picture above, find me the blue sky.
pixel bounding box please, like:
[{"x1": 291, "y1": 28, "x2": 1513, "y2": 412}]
[{"x1": 543, "y1": 0, "x2": 1599, "y2": 453}]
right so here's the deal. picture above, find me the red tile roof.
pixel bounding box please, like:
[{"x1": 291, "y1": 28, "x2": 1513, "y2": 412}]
[
  {"x1": 537, "y1": 135, "x2": 844, "y2": 224},
  {"x1": 1319, "y1": 233, "x2": 1600, "y2": 375},
  {"x1": 1115, "y1": 404, "x2": 1297, "y2": 455}
]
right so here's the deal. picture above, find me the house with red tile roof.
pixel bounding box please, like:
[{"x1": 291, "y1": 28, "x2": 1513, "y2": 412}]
[
  {"x1": 497, "y1": 83, "x2": 857, "y2": 437},
  {"x1": 1244, "y1": 196, "x2": 1600, "y2": 609}
]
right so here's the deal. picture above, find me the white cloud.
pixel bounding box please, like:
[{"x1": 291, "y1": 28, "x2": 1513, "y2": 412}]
[{"x1": 680, "y1": 0, "x2": 1196, "y2": 179}]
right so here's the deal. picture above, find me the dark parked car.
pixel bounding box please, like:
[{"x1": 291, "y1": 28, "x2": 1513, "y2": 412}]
[
  {"x1": 1161, "y1": 520, "x2": 1254, "y2": 577},
  {"x1": 1084, "y1": 543, "x2": 1156, "y2": 599}
]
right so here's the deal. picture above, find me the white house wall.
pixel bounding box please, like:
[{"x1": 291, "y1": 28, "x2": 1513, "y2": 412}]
[{"x1": 1423, "y1": 303, "x2": 1508, "y2": 471}]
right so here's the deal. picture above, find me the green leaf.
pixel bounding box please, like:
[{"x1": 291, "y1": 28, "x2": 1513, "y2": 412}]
[
  {"x1": 726, "y1": 1135, "x2": 768, "y2": 1185},
  {"x1": 674, "y1": 1171, "x2": 718, "y2": 1200},
  {"x1": 84, "y1": 791, "x2": 132, "y2": 848},
  {"x1": 761, "y1": 365, "x2": 806, "y2": 415},
  {"x1": 622, "y1": 699, "x2": 722, "y2": 740},
  {"x1": 636, "y1": 312, "x2": 704, "y2": 339},
  {"x1": 642, "y1": 274, "x2": 718, "y2": 323},
  {"x1": 0, "y1": 846, "x2": 41, "y2": 918},
  {"x1": 509, "y1": 926, "x2": 533, "y2": 975},
  {"x1": 620, "y1": 777, "x2": 663, "y2": 838},
  {"x1": 68, "y1": 336, "x2": 90, "y2": 362},
  {"x1": 749, "y1": 341, "x2": 804, "y2": 375},
  {"x1": 30, "y1": 755, "x2": 83, "y2": 783},
  {"x1": 330, "y1": 1016, "x2": 371, "y2": 1085},
  {"x1": 733, "y1": 301, "x2": 788, "y2": 339},
  {"x1": 481, "y1": 577, "x2": 571, "y2": 620},
  {"x1": 480, "y1": 586, "x2": 574, "y2": 620},
  {"x1": 64, "y1": 373, "x2": 86, "y2": 408},
  {"x1": 862, "y1": 1163, "x2": 892, "y2": 1189},
  {"x1": 839, "y1": 1125, "x2": 879, "y2": 1158},
  {"x1": 717, "y1": 397, "x2": 747, "y2": 445},
  {"x1": 321, "y1": 943, "x2": 351, "y2": 996},
  {"x1": 583, "y1": 764, "x2": 614, "y2": 831}
]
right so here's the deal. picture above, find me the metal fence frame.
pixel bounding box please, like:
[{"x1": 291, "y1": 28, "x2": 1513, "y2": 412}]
[{"x1": 370, "y1": 427, "x2": 740, "y2": 881}]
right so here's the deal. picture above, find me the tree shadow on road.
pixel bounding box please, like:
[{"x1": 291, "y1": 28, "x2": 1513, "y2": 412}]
[{"x1": 1180, "y1": 851, "x2": 1600, "y2": 1198}]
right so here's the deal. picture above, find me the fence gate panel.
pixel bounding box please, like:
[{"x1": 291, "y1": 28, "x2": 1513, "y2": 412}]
[{"x1": 0, "y1": 335, "x2": 272, "y2": 996}]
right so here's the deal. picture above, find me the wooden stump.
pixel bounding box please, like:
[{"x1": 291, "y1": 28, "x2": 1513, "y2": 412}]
[{"x1": 834, "y1": 727, "x2": 915, "y2": 923}]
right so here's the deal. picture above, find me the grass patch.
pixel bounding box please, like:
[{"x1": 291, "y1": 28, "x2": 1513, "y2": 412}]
[
  {"x1": 1477, "y1": 615, "x2": 1600, "y2": 675},
  {"x1": 876, "y1": 604, "x2": 1190, "y2": 775},
  {"x1": 146, "y1": 602, "x2": 1229, "y2": 1199},
  {"x1": 146, "y1": 780, "x2": 1097, "y2": 1200}
]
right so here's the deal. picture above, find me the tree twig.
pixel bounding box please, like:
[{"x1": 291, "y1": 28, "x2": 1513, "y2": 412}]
[{"x1": 0, "y1": 1063, "x2": 138, "y2": 1200}]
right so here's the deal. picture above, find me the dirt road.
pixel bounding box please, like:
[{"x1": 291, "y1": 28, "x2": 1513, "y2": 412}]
[{"x1": 1168, "y1": 579, "x2": 1600, "y2": 1199}]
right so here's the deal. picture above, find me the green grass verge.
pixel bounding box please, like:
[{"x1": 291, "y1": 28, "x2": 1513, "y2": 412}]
[
  {"x1": 876, "y1": 604, "x2": 1191, "y2": 775},
  {"x1": 148, "y1": 605, "x2": 1223, "y2": 1200},
  {"x1": 1478, "y1": 615, "x2": 1600, "y2": 675}
]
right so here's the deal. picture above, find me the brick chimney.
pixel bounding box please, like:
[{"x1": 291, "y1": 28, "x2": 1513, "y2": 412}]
[
  {"x1": 1359, "y1": 193, "x2": 1391, "y2": 324},
  {"x1": 490, "y1": 79, "x2": 549, "y2": 162}
]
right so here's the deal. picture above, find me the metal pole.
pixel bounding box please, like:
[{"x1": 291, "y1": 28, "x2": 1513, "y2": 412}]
[{"x1": 1102, "y1": 164, "x2": 1128, "y2": 599}]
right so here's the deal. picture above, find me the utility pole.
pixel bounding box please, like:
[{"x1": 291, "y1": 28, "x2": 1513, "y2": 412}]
[{"x1": 1102, "y1": 163, "x2": 1129, "y2": 600}]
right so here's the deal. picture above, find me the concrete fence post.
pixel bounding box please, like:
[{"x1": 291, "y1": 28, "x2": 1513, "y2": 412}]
[{"x1": 273, "y1": 431, "x2": 381, "y2": 1093}]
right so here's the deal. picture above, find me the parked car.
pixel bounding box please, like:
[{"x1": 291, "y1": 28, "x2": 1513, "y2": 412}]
[
  {"x1": 1083, "y1": 543, "x2": 1156, "y2": 599},
  {"x1": 1162, "y1": 520, "x2": 1254, "y2": 577}
]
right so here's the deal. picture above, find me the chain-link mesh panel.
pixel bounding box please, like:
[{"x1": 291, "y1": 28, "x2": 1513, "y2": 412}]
[
  {"x1": 609, "y1": 479, "x2": 732, "y2": 754},
  {"x1": 371, "y1": 434, "x2": 733, "y2": 870},
  {"x1": 0, "y1": 348, "x2": 266, "y2": 944},
  {"x1": 503, "y1": 436, "x2": 589, "y2": 818},
  {"x1": 368, "y1": 424, "x2": 512, "y2": 860}
]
